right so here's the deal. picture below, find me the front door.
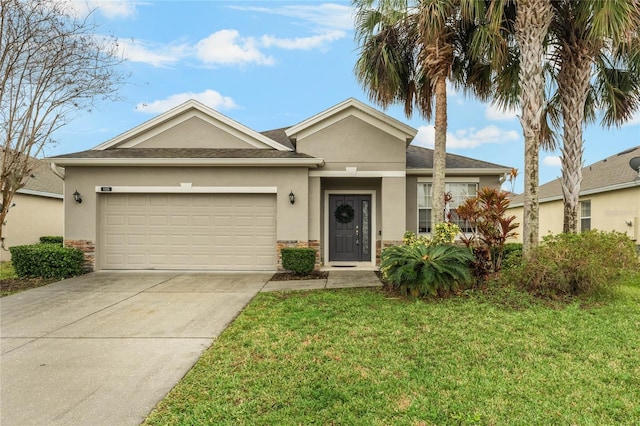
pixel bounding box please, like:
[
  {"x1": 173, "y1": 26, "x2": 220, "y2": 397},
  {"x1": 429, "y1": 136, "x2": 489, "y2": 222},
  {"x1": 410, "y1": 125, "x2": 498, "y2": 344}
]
[{"x1": 329, "y1": 194, "x2": 372, "y2": 262}]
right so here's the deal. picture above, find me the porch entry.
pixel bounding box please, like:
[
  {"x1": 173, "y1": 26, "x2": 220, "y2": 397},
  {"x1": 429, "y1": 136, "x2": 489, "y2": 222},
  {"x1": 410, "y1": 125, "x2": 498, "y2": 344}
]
[{"x1": 328, "y1": 194, "x2": 372, "y2": 262}]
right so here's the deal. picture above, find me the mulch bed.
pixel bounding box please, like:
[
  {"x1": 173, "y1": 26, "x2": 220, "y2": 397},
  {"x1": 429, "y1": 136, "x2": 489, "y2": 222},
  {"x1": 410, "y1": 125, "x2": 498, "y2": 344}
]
[
  {"x1": 270, "y1": 271, "x2": 329, "y2": 281},
  {"x1": 0, "y1": 277, "x2": 57, "y2": 296}
]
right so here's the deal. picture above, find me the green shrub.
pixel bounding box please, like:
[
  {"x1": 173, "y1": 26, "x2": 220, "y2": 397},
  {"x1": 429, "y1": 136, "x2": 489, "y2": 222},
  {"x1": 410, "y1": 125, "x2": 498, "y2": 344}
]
[
  {"x1": 509, "y1": 231, "x2": 638, "y2": 297},
  {"x1": 39, "y1": 235, "x2": 63, "y2": 245},
  {"x1": 9, "y1": 244, "x2": 84, "y2": 279},
  {"x1": 281, "y1": 248, "x2": 316, "y2": 275},
  {"x1": 380, "y1": 243, "x2": 474, "y2": 297},
  {"x1": 501, "y1": 243, "x2": 523, "y2": 269}
]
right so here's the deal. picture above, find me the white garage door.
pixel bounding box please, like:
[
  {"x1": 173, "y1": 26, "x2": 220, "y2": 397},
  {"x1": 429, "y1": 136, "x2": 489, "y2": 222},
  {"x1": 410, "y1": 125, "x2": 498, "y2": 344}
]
[{"x1": 99, "y1": 193, "x2": 276, "y2": 270}]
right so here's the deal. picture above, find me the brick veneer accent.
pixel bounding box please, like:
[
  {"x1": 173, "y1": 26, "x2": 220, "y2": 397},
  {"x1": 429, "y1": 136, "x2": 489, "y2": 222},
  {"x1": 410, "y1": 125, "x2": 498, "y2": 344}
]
[
  {"x1": 376, "y1": 240, "x2": 403, "y2": 265},
  {"x1": 276, "y1": 240, "x2": 322, "y2": 270},
  {"x1": 64, "y1": 239, "x2": 96, "y2": 272}
]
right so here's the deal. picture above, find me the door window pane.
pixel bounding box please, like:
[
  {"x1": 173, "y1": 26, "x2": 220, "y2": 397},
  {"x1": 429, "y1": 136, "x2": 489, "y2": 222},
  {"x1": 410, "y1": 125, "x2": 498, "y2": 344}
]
[{"x1": 362, "y1": 200, "x2": 369, "y2": 255}]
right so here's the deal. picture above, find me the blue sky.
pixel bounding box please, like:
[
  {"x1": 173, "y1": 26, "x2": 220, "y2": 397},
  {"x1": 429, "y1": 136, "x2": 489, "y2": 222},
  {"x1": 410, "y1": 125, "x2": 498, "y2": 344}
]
[{"x1": 52, "y1": 0, "x2": 640, "y2": 193}]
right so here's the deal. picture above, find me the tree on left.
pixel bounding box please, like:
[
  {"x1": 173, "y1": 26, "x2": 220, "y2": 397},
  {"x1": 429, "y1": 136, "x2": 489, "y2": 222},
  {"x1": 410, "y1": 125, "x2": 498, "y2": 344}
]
[{"x1": 0, "y1": 0, "x2": 124, "y2": 249}]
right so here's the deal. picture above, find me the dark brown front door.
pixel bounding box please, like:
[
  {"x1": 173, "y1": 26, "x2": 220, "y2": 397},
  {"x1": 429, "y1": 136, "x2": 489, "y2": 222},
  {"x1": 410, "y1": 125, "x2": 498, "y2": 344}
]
[{"x1": 329, "y1": 194, "x2": 372, "y2": 262}]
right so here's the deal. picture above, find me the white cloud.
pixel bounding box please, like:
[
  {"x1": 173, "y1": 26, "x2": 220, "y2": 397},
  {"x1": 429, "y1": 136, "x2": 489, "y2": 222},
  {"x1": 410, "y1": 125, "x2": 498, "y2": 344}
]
[
  {"x1": 543, "y1": 155, "x2": 562, "y2": 167},
  {"x1": 136, "y1": 90, "x2": 238, "y2": 114},
  {"x1": 485, "y1": 103, "x2": 518, "y2": 121},
  {"x1": 414, "y1": 125, "x2": 520, "y2": 149},
  {"x1": 231, "y1": 4, "x2": 353, "y2": 32},
  {"x1": 622, "y1": 110, "x2": 640, "y2": 127},
  {"x1": 261, "y1": 30, "x2": 346, "y2": 51},
  {"x1": 116, "y1": 39, "x2": 188, "y2": 67},
  {"x1": 195, "y1": 30, "x2": 275, "y2": 66},
  {"x1": 64, "y1": 0, "x2": 139, "y2": 19}
]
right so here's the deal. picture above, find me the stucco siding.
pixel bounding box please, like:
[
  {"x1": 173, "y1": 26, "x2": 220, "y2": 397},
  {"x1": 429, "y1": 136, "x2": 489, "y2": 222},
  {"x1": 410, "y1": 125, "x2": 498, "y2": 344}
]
[
  {"x1": 296, "y1": 116, "x2": 406, "y2": 171},
  {"x1": 1, "y1": 193, "x2": 63, "y2": 262},
  {"x1": 124, "y1": 116, "x2": 264, "y2": 149},
  {"x1": 508, "y1": 186, "x2": 640, "y2": 242}
]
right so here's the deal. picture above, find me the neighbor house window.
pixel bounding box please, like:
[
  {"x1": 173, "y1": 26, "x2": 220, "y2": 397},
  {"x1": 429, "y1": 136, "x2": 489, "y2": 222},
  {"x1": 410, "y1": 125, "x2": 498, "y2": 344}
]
[
  {"x1": 418, "y1": 183, "x2": 478, "y2": 233},
  {"x1": 580, "y1": 200, "x2": 591, "y2": 232}
]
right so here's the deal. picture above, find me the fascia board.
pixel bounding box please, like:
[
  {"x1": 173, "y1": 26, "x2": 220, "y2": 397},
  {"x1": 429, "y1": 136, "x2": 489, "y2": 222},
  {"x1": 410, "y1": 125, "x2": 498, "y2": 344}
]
[
  {"x1": 406, "y1": 168, "x2": 512, "y2": 175},
  {"x1": 16, "y1": 188, "x2": 64, "y2": 199},
  {"x1": 45, "y1": 157, "x2": 325, "y2": 167}
]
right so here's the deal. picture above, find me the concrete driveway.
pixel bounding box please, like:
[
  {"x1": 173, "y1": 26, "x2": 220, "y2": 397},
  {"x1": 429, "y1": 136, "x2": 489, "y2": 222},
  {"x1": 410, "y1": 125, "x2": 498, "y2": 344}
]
[{"x1": 0, "y1": 271, "x2": 272, "y2": 426}]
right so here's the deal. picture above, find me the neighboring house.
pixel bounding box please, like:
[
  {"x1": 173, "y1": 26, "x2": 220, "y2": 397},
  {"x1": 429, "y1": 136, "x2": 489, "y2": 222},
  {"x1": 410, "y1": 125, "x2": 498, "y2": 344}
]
[
  {"x1": 0, "y1": 157, "x2": 64, "y2": 262},
  {"x1": 48, "y1": 98, "x2": 510, "y2": 271},
  {"x1": 508, "y1": 146, "x2": 640, "y2": 243}
]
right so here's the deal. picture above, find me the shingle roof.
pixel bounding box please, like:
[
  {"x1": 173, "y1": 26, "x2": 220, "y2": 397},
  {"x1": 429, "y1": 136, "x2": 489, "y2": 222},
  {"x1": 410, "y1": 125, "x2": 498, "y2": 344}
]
[
  {"x1": 49, "y1": 148, "x2": 316, "y2": 159},
  {"x1": 0, "y1": 150, "x2": 63, "y2": 196},
  {"x1": 260, "y1": 128, "x2": 294, "y2": 150},
  {"x1": 21, "y1": 159, "x2": 63, "y2": 195},
  {"x1": 406, "y1": 145, "x2": 510, "y2": 169},
  {"x1": 510, "y1": 145, "x2": 640, "y2": 204}
]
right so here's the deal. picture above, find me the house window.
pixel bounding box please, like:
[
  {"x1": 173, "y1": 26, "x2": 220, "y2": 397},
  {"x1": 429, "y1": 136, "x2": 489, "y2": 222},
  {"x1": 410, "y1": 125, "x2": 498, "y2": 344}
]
[
  {"x1": 418, "y1": 183, "x2": 478, "y2": 233},
  {"x1": 580, "y1": 200, "x2": 591, "y2": 232}
]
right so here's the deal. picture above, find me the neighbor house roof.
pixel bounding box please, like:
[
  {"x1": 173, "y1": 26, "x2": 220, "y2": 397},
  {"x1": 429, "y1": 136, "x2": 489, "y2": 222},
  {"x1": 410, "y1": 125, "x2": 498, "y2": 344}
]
[
  {"x1": 510, "y1": 145, "x2": 640, "y2": 205},
  {"x1": 0, "y1": 151, "x2": 63, "y2": 198}
]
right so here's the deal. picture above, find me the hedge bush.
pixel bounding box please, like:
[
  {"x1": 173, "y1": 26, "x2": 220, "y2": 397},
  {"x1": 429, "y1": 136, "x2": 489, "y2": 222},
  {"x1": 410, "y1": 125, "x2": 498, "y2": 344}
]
[
  {"x1": 9, "y1": 244, "x2": 84, "y2": 279},
  {"x1": 39, "y1": 235, "x2": 63, "y2": 245},
  {"x1": 281, "y1": 248, "x2": 316, "y2": 275},
  {"x1": 509, "y1": 231, "x2": 638, "y2": 297}
]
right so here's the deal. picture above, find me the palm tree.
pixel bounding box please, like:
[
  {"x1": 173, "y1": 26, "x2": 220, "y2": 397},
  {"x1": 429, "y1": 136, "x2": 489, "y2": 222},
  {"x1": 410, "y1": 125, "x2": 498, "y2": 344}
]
[
  {"x1": 353, "y1": 0, "x2": 492, "y2": 232},
  {"x1": 467, "y1": 0, "x2": 554, "y2": 256},
  {"x1": 549, "y1": 0, "x2": 640, "y2": 233}
]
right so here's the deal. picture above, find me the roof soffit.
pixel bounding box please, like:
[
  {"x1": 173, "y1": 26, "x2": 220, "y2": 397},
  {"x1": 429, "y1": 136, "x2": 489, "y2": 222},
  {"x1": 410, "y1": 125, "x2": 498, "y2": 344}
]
[
  {"x1": 285, "y1": 98, "x2": 417, "y2": 145},
  {"x1": 94, "y1": 100, "x2": 292, "y2": 152}
]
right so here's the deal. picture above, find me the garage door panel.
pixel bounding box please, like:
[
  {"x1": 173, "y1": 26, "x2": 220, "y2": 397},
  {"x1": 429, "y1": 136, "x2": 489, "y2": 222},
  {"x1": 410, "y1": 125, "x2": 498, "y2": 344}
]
[{"x1": 100, "y1": 193, "x2": 276, "y2": 270}]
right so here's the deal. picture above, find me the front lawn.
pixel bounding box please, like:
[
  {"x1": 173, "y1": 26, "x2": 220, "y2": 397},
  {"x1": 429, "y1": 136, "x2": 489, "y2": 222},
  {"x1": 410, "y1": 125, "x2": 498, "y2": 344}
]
[{"x1": 145, "y1": 271, "x2": 640, "y2": 425}]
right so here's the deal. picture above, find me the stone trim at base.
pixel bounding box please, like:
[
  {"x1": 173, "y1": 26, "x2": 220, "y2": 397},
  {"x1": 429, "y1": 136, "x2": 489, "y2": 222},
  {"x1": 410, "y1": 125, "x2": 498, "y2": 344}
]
[
  {"x1": 64, "y1": 239, "x2": 95, "y2": 272},
  {"x1": 376, "y1": 240, "x2": 403, "y2": 265}
]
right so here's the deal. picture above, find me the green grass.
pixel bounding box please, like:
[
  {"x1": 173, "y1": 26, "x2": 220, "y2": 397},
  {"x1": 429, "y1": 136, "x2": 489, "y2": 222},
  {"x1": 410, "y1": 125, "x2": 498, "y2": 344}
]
[
  {"x1": 145, "y1": 272, "x2": 640, "y2": 425},
  {"x1": 0, "y1": 261, "x2": 17, "y2": 279}
]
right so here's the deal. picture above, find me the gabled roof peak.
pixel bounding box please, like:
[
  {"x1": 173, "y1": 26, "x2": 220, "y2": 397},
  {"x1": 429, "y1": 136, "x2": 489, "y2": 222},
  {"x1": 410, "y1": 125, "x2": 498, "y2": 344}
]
[
  {"x1": 285, "y1": 98, "x2": 417, "y2": 145},
  {"x1": 93, "y1": 99, "x2": 293, "y2": 152}
]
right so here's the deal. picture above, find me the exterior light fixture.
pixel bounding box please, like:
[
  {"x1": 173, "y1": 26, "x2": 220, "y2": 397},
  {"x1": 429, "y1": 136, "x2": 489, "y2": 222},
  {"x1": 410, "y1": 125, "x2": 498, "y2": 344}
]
[
  {"x1": 289, "y1": 191, "x2": 295, "y2": 205},
  {"x1": 73, "y1": 190, "x2": 82, "y2": 204}
]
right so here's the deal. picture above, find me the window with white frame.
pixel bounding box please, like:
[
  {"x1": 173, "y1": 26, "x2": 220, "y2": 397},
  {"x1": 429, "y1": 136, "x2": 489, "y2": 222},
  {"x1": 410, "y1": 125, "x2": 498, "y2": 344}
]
[
  {"x1": 418, "y1": 182, "x2": 478, "y2": 233},
  {"x1": 580, "y1": 200, "x2": 591, "y2": 232}
]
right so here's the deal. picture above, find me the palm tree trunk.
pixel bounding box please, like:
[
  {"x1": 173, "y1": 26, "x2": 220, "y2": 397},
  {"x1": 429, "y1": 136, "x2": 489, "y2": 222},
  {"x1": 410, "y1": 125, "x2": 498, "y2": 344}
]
[
  {"x1": 514, "y1": 0, "x2": 553, "y2": 256},
  {"x1": 431, "y1": 74, "x2": 447, "y2": 230},
  {"x1": 558, "y1": 49, "x2": 591, "y2": 233}
]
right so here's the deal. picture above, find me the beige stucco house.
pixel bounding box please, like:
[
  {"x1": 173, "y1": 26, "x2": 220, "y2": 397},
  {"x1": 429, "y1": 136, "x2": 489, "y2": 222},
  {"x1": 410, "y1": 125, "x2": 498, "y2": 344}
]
[
  {"x1": 1, "y1": 158, "x2": 64, "y2": 262},
  {"x1": 508, "y1": 146, "x2": 640, "y2": 244},
  {"x1": 48, "y1": 98, "x2": 510, "y2": 271}
]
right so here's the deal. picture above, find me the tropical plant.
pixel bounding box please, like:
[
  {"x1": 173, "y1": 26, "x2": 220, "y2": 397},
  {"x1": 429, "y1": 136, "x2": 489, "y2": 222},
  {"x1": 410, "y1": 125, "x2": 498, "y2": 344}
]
[
  {"x1": 353, "y1": 0, "x2": 493, "y2": 231},
  {"x1": 455, "y1": 187, "x2": 519, "y2": 273},
  {"x1": 547, "y1": 0, "x2": 640, "y2": 233},
  {"x1": 380, "y1": 243, "x2": 474, "y2": 297}
]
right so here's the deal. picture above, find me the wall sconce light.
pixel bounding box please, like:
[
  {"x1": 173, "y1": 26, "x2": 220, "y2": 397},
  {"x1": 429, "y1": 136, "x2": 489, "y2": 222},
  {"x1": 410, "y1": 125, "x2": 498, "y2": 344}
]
[
  {"x1": 289, "y1": 190, "x2": 295, "y2": 205},
  {"x1": 73, "y1": 190, "x2": 82, "y2": 204},
  {"x1": 625, "y1": 220, "x2": 633, "y2": 227}
]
